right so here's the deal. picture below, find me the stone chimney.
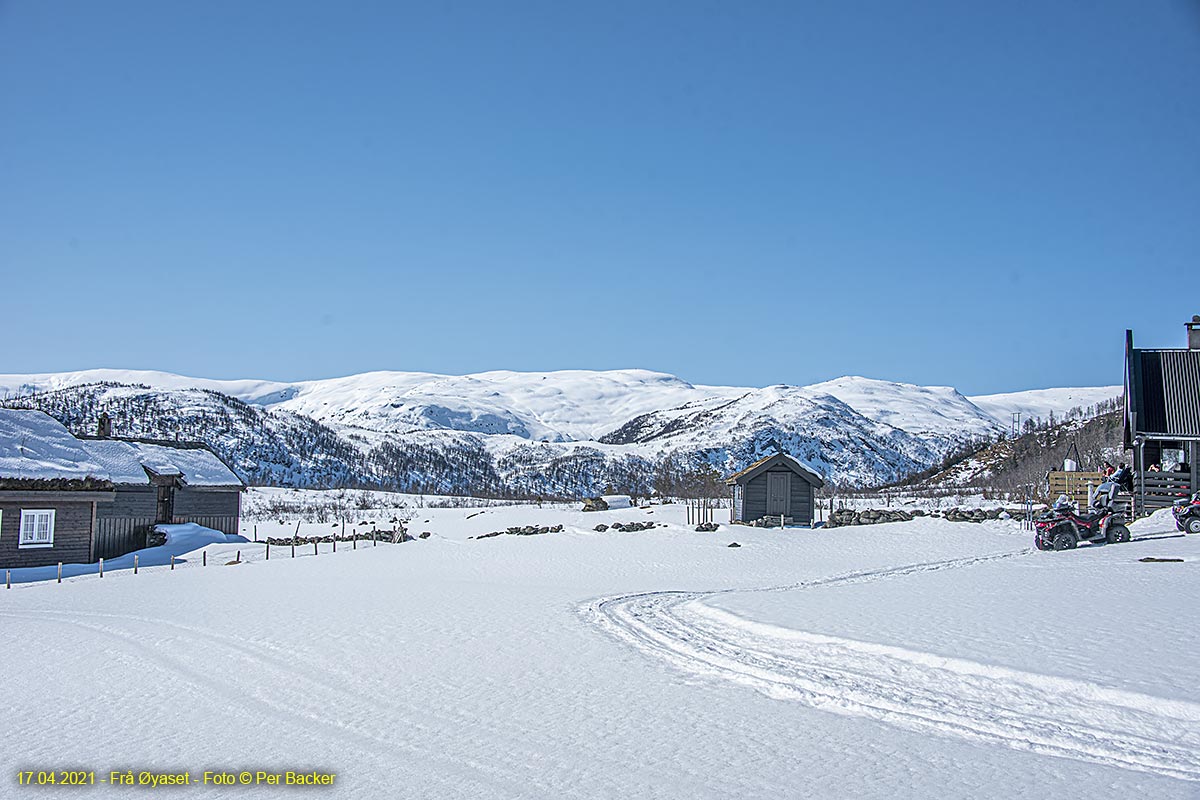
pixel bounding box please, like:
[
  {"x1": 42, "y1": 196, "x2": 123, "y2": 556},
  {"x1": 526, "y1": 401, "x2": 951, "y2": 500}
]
[
  {"x1": 97, "y1": 411, "x2": 112, "y2": 438},
  {"x1": 1189, "y1": 315, "x2": 1200, "y2": 350}
]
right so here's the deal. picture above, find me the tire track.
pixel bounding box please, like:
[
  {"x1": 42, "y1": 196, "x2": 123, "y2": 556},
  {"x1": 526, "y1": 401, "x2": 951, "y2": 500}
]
[{"x1": 583, "y1": 550, "x2": 1200, "y2": 782}]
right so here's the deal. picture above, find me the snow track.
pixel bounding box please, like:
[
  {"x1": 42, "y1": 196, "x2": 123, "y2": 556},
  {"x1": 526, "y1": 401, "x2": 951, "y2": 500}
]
[{"x1": 584, "y1": 552, "x2": 1200, "y2": 782}]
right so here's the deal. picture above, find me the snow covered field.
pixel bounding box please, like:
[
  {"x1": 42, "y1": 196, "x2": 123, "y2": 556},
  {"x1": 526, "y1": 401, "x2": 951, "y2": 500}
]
[{"x1": 2, "y1": 495, "x2": 1196, "y2": 798}]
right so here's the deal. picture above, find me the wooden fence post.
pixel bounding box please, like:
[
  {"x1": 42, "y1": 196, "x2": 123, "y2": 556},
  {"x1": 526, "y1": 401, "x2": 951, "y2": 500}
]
[
  {"x1": 203, "y1": 551, "x2": 207, "y2": 568},
  {"x1": 291, "y1": 539, "x2": 295, "y2": 558},
  {"x1": 5, "y1": 569, "x2": 9, "y2": 589},
  {"x1": 266, "y1": 541, "x2": 270, "y2": 561},
  {"x1": 134, "y1": 555, "x2": 139, "y2": 575},
  {"x1": 99, "y1": 558, "x2": 104, "y2": 578},
  {"x1": 373, "y1": 530, "x2": 377, "y2": 547},
  {"x1": 58, "y1": 562, "x2": 62, "y2": 584},
  {"x1": 313, "y1": 539, "x2": 318, "y2": 556},
  {"x1": 353, "y1": 533, "x2": 357, "y2": 550},
  {"x1": 254, "y1": 524, "x2": 258, "y2": 542},
  {"x1": 333, "y1": 535, "x2": 337, "y2": 553}
]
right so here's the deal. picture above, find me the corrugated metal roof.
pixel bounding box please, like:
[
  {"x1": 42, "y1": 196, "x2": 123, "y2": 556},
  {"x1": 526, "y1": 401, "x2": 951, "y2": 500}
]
[{"x1": 1131, "y1": 349, "x2": 1200, "y2": 438}]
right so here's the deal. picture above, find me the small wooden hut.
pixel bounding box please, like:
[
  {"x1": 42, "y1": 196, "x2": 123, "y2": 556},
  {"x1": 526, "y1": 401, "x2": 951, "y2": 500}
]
[{"x1": 726, "y1": 453, "x2": 825, "y2": 527}]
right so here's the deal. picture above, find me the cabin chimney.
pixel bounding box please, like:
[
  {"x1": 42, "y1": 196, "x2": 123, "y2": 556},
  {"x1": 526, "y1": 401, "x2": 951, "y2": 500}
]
[
  {"x1": 97, "y1": 411, "x2": 112, "y2": 438},
  {"x1": 1189, "y1": 315, "x2": 1200, "y2": 350}
]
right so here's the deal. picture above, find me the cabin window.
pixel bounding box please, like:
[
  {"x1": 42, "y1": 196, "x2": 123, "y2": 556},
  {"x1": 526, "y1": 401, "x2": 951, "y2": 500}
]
[{"x1": 19, "y1": 509, "x2": 56, "y2": 548}]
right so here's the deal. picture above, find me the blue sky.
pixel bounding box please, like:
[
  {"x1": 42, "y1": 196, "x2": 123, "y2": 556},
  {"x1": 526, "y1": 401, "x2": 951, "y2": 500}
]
[{"x1": 2, "y1": 1, "x2": 1198, "y2": 394}]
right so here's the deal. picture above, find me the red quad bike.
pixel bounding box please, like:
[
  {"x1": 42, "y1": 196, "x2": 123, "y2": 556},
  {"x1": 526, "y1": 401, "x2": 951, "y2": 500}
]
[
  {"x1": 1034, "y1": 484, "x2": 1131, "y2": 551},
  {"x1": 1172, "y1": 492, "x2": 1200, "y2": 534}
]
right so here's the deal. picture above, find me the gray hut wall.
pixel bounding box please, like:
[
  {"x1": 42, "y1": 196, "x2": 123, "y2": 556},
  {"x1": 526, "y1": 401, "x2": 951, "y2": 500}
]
[
  {"x1": 174, "y1": 488, "x2": 241, "y2": 536},
  {"x1": 788, "y1": 473, "x2": 813, "y2": 524},
  {"x1": 0, "y1": 500, "x2": 94, "y2": 569},
  {"x1": 93, "y1": 486, "x2": 157, "y2": 559},
  {"x1": 740, "y1": 467, "x2": 814, "y2": 524},
  {"x1": 93, "y1": 485, "x2": 242, "y2": 557}
]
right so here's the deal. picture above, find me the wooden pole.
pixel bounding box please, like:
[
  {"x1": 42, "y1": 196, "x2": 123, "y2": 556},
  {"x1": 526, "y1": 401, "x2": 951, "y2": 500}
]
[
  {"x1": 58, "y1": 562, "x2": 62, "y2": 584},
  {"x1": 333, "y1": 534, "x2": 337, "y2": 553},
  {"x1": 254, "y1": 524, "x2": 258, "y2": 542},
  {"x1": 99, "y1": 558, "x2": 104, "y2": 578},
  {"x1": 373, "y1": 530, "x2": 377, "y2": 547},
  {"x1": 313, "y1": 539, "x2": 318, "y2": 556},
  {"x1": 353, "y1": 532, "x2": 357, "y2": 550},
  {"x1": 203, "y1": 551, "x2": 207, "y2": 568},
  {"x1": 134, "y1": 555, "x2": 139, "y2": 575},
  {"x1": 291, "y1": 539, "x2": 295, "y2": 558},
  {"x1": 5, "y1": 569, "x2": 9, "y2": 589},
  {"x1": 266, "y1": 541, "x2": 270, "y2": 561},
  {"x1": 170, "y1": 555, "x2": 175, "y2": 571}
]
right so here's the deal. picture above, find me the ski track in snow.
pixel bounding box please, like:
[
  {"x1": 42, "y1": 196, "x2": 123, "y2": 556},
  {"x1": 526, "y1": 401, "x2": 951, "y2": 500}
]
[
  {"x1": 0, "y1": 608, "x2": 607, "y2": 799},
  {"x1": 582, "y1": 551, "x2": 1200, "y2": 783}
]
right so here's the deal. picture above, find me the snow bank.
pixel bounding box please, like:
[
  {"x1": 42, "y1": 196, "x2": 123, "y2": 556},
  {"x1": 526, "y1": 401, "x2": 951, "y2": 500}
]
[
  {"x1": 600, "y1": 494, "x2": 632, "y2": 509},
  {"x1": 3, "y1": 523, "x2": 244, "y2": 584}
]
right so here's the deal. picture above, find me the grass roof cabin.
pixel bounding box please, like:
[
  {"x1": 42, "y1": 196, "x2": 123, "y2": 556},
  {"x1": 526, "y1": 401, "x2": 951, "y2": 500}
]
[
  {"x1": 78, "y1": 435, "x2": 244, "y2": 559},
  {"x1": 726, "y1": 453, "x2": 825, "y2": 527},
  {"x1": 0, "y1": 409, "x2": 116, "y2": 570}
]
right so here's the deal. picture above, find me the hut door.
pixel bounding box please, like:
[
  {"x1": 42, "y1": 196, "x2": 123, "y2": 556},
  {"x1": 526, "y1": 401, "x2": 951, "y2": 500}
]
[
  {"x1": 767, "y1": 473, "x2": 790, "y2": 516},
  {"x1": 156, "y1": 484, "x2": 176, "y2": 525}
]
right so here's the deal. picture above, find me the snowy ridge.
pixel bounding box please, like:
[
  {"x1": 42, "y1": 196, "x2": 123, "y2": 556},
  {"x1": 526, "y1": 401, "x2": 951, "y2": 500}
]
[
  {"x1": 0, "y1": 368, "x2": 1121, "y2": 491},
  {"x1": 968, "y1": 386, "x2": 1121, "y2": 428}
]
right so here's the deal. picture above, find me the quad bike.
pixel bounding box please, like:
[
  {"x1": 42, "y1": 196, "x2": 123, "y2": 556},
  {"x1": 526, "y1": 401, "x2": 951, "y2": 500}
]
[
  {"x1": 1172, "y1": 492, "x2": 1200, "y2": 534},
  {"x1": 1034, "y1": 482, "x2": 1130, "y2": 551}
]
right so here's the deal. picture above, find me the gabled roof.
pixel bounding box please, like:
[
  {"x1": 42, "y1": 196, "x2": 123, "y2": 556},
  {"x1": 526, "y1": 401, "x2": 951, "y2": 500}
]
[
  {"x1": 0, "y1": 408, "x2": 241, "y2": 489},
  {"x1": 1125, "y1": 331, "x2": 1200, "y2": 442},
  {"x1": 79, "y1": 439, "x2": 243, "y2": 487},
  {"x1": 725, "y1": 453, "x2": 825, "y2": 488},
  {"x1": 0, "y1": 409, "x2": 109, "y2": 484}
]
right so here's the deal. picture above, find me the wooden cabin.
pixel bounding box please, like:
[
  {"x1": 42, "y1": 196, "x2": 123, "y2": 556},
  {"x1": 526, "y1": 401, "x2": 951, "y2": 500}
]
[
  {"x1": 0, "y1": 408, "x2": 244, "y2": 570},
  {"x1": 0, "y1": 409, "x2": 116, "y2": 570},
  {"x1": 79, "y1": 437, "x2": 244, "y2": 559},
  {"x1": 726, "y1": 453, "x2": 825, "y2": 526},
  {"x1": 1123, "y1": 318, "x2": 1200, "y2": 514}
]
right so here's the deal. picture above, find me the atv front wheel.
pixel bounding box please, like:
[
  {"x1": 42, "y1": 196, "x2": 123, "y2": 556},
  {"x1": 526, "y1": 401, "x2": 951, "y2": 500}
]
[
  {"x1": 1034, "y1": 535, "x2": 1048, "y2": 550},
  {"x1": 1050, "y1": 529, "x2": 1077, "y2": 551},
  {"x1": 1106, "y1": 524, "x2": 1131, "y2": 544},
  {"x1": 1187, "y1": 517, "x2": 1200, "y2": 535}
]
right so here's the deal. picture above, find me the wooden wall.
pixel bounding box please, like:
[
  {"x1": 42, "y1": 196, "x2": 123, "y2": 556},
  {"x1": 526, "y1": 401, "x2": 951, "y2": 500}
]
[
  {"x1": 0, "y1": 500, "x2": 94, "y2": 569},
  {"x1": 739, "y1": 466, "x2": 815, "y2": 525}
]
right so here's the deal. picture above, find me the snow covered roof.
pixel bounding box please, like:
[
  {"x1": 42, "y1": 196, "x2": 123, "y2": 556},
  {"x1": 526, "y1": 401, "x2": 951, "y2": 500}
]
[
  {"x1": 0, "y1": 409, "x2": 108, "y2": 482},
  {"x1": 80, "y1": 439, "x2": 243, "y2": 487},
  {"x1": 726, "y1": 453, "x2": 826, "y2": 488}
]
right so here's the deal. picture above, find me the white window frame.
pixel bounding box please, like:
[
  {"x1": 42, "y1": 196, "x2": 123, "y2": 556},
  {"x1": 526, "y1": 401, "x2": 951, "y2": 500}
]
[{"x1": 19, "y1": 509, "x2": 56, "y2": 549}]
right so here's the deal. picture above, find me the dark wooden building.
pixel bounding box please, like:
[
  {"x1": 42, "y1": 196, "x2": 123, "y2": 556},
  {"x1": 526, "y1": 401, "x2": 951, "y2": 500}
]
[
  {"x1": 727, "y1": 453, "x2": 825, "y2": 526},
  {"x1": 79, "y1": 437, "x2": 244, "y2": 558},
  {"x1": 0, "y1": 409, "x2": 115, "y2": 570},
  {"x1": 1124, "y1": 318, "x2": 1200, "y2": 514},
  {"x1": 0, "y1": 408, "x2": 244, "y2": 570}
]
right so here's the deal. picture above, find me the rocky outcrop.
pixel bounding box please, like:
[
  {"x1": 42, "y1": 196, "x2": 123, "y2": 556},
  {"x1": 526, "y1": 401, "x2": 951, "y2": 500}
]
[{"x1": 582, "y1": 497, "x2": 609, "y2": 512}]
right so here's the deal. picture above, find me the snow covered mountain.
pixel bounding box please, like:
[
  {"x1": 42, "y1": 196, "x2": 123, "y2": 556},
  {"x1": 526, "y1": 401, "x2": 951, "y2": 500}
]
[{"x1": 0, "y1": 368, "x2": 1121, "y2": 494}]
